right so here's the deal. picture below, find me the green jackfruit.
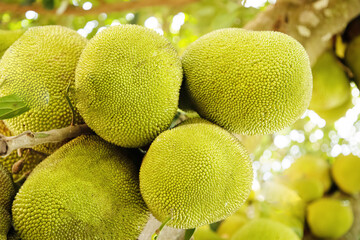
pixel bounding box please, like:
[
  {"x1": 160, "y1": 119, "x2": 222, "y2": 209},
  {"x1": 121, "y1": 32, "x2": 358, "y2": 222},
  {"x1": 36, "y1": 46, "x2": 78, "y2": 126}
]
[
  {"x1": 0, "y1": 207, "x2": 11, "y2": 240},
  {"x1": 139, "y1": 119, "x2": 253, "y2": 229},
  {"x1": 0, "y1": 163, "x2": 15, "y2": 212},
  {"x1": 75, "y1": 24, "x2": 182, "y2": 148},
  {"x1": 307, "y1": 198, "x2": 354, "y2": 239},
  {"x1": 12, "y1": 135, "x2": 149, "y2": 240},
  {"x1": 181, "y1": 28, "x2": 312, "y2": 135},
  {"x1": 0, "y1": 121, "x2": 45, "y2": 181},
  {"x1": 231, "y1": 218, "x2": 300, "y2": 240},
  {"x1": 345, "y1": 35, "x2": 360, "y2": 87},
  {"x1": 0, "y1": 25, "x2": 87, "y2": 154},
  {"x1": 332, "y1": 154, "x2": 360, "y2": 195},
  {"x1": 309, "y1": 51, "x2": 351, "y2": 111},
  {"x1": 0, "y1": 29, "x2": 24, "y2": 58}
]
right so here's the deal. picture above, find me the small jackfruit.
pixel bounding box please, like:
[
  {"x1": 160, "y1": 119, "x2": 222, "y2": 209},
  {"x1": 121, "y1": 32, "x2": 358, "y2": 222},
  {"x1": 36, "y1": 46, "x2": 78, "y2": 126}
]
[
  {"x1": 314, "y1": 93, "x2": 353, "y2": 123},
  {"x1": 345, "y1": 35, "x2": 360, "y2": 87},
  {"x1": 181, "y1": 28, "x2": 312, "y2": 135},
  {"x1": 309, "y1": 51, "x2": 351, "y2": 111},
  {"x1": 231, "y1": 218, "x2": 300, "y2": 240},
  {"x1": 139, "y1": 119, "x2": 253, "y2": 229},
  {"x1": 75, "y1": 24, "x2": 182, "y2": 148},
  {"x1": 282, "y1": 155, "x2": 332, "y2": 193},
  {"x1": 0, "y1": 207, "x2": 11, "y2": 240},
  {"x1": 12, "y1": 135, "x2": 149, "y2": 240},
  {"x1": 0, "y1": 121, "x2": 45, "y2": 181},
  {"x1": 0, "y1": 29, "x2": 24, "y2": 58},
  {"x1": 307, "y1": 198, "x2": 354, "y2": 239},
  {"x1": 0, "y1": 163, "x2": 15, "y2": 212},
  {"x1": 0, "y1": 25, "x2": 87, "y2": 154},
  {"x1": 332, "y1": 154, "x2": 360, "y2": 195}
]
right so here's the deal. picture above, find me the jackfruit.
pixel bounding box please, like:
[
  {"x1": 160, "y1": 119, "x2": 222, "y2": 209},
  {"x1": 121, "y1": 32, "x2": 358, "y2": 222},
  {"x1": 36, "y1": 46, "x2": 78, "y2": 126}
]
[
  {"x1": 0, "y1": 163, "x2": 15, "y2": 240},
  {"x1": 0, "y1": 29, "x2": 24, "y2": 58},
  {"x1": 307, "y1": 198, "x2": 353, "y2": 239},
  {"x1": 314, "y1": 94, "x2": 353, "y2": 123},
  {"x1": 0, "y1": 121, "x2": 45, "y2": 181},
  {"x1": 12, "y1": 135, "x2": 149, "y2": 240},
  {"x1": 0, "y1": 163, "x2": 15, "y2": 212},
  {"x1": 309, "y1": 51, "x2": 351, "y2": 111},
  {"x1": 282, "y1": 155, "x2": 332, "y2": 193},
  {"x1": 75, "y1": 24, "x2": 182, "y2": 148},
  {"x1": 0, "y1": 207, "x2": 11, "y2": 240},
  {"x1": 139, "y1": 119, "x2": 253, "y2": 229},
  {"x1": 0, "y1": 25, "x2": 87, "y2": 154},
  {"x1": 332, "y1": 154, "x2": 360, "y2": 195},
  {"x1": 231, "y1": 218, "x2": 300, "y2": 240},
  {"x1": 345, "y1": 35, "x2": 360, "y2": 87},
  {"x1": 194, "y1": 225, "x2": 224, "y2": 240},
  {"x1": 181, "y1": 28, "x2": 312, "y2": 135}
]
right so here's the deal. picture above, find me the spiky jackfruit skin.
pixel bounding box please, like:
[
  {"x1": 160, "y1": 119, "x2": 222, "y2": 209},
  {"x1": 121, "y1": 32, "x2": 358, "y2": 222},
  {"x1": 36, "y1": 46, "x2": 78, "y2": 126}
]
[
  {"x1": 75, "y1": 24, "x2": 182, "y2": 148},
  {"x1": 0, "y1": 121, "x2": 45, "y2": 181},
  {"x1": 0, "y1": 25, "x2": 87, "y2": 154},
  {"x1": 12, "y1": 135, "x2": 149, "y2": 240},
  {"x1": 181, "y1": 29, "x2": 312, "y2": 135},
  {"x1": 0, "y1": 29, "x2": 24, "y2": 58},
  {"x1": 0, "y1": 207, "x2": 11, "y2": 240},
  {"x1": 231, "y1": 218, "x2": 300, "y2": 240},
  {"x1": 0, "y1": 163, "x2": 15, "y2": 212},
  {"x1": 139, "y1": 119, "x2": 253, "y2": 229}
]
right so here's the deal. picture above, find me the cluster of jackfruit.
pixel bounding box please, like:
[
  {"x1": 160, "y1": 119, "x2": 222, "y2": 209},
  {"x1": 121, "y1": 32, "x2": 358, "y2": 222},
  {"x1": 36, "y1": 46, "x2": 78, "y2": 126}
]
[
  {"x1": 194, "y1": 154, "x2": 360, "y2": 240},
  {"x1": 0, "y1": 24, "x2": 313, "y2": 239}
]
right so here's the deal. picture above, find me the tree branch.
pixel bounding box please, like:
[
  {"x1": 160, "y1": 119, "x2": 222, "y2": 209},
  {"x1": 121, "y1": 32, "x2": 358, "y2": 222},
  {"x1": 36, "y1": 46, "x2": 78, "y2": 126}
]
[
  {"x1": 0, "y1": 0, "x2": 199, "y2": 16},
  {"x1": 0, "y1": 124, "x2": 92, "y2": 157},
  {"x1": 244, "y1": 0, "x2": 360, "y2": 64}
]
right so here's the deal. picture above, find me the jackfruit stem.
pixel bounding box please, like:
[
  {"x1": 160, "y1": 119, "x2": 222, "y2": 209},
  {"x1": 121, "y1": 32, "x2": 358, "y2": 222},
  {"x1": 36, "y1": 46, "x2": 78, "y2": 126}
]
[
  {"x1": 0, "y1": 124, "x2": 92, "y2": 157},
  {"x1": 151, "y1": 216, "x2": 172, "y2": 240}
]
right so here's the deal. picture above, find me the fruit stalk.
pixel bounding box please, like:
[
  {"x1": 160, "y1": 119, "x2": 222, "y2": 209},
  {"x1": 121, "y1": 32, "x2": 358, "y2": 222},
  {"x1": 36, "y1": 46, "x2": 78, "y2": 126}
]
[{"x1": 0, "y1": 124, "x2": 92, "y2": 157}]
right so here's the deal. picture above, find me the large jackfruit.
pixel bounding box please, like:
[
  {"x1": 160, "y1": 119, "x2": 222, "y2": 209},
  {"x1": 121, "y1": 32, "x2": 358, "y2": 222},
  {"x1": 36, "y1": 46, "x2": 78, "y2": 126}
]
[
  {"x1": 140, "y1": 119, "x2": 253, "y2": 229},
  {"x1": 0, "y1": 29, "x2": 24, "y2": 58},
  {"x1": 75, "y1": 24, "x2": 182, "y2": 148},
  {"x1": 181, "y1": 28, "x2": 312, "y2": 135},
  {"x1": 0, "y1": 25, "x2": 87, "y2": 154},
  {"x1": 0, "y1": 121, "x2": 45, "y2": 181},
  {"x1": 12, "y1": 135, "x2": 149, "y2": 240},
  {"x1": 345, "y1": 35, "x2": 360, "y2": 87}
]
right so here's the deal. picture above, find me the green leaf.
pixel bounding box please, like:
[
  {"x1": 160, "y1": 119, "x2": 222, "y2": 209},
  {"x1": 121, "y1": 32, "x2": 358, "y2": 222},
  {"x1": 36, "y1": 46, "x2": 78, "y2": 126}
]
[
  {"x1": 0, "y1": 94, "x2": 30, "y2": 120},
  {"x1": 184, "y1": 228, "x2": 196, "y2": 240}
]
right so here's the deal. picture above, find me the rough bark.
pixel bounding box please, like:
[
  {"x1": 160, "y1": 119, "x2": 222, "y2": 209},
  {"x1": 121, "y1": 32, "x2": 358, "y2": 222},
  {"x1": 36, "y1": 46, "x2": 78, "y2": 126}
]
[{"x1": 244, "y1": 0, "x2": 360, "y2": 65}]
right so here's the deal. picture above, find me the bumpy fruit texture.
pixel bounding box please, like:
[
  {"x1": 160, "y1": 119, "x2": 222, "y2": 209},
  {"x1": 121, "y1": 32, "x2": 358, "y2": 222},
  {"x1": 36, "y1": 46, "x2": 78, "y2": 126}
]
[
  {"x1": 181, "y1": 28, "x2": 312, "y2": 135},
  {"x1": 231, "y1": 218, "x2": 300, "y2": 240},
  {"x1": 282, "y1": 155, "x2": 332, "y2": 192},
  {"x1": 12, "y1": 135, "x2": 149, "y2": 240},
  {"x1": 307, "y1": 198, "x2": 354, "y2": 239},
  {"x1": 0, "y1": 207, "x2": 11, "y2": 240},
  {"x1": 75, "y1": 24, "x2": 182, "y2": 148},
  {"x1": 140, "y1": 119, "x2": 253, "y2": 229},
  {"x1": 332, "y1": 154, "x2": 360, "y2": 195},
  {"x1": 345, "y1": 35, "x2": 360, "y2": 87},
  {"x1": 0, "y1": 25, "x2": 86, "y2": 154},
  {"x1": 0, "y1": 29, "x2": 24, "y2": 58},
  {"x1": 0, "y1": 121, "x2": 45, "y2": 181},
  {"x1": 309, "y1": 51, "x2": 351, "y2": 111},
  {"x1": 0, "y1": 163, "x2": 15, "y2": 212}
]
